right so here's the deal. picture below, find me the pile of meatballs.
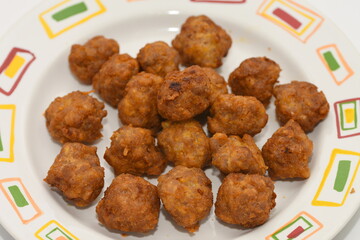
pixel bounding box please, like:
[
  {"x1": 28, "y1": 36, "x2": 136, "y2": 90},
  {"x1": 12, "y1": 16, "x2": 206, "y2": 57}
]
[{"x1": 43, "y1": 15, "x2": 329, "y2": 234}]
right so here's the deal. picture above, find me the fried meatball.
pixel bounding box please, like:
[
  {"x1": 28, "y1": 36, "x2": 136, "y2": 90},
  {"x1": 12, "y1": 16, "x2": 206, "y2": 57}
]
[
  {"x1": 92, "y1": 53, "x2": 139, "y2": 107},
  {"x1": 203, "y1": 67, "x2": 228, "y2": 103},
  {"x1": 137, "y1": 41, "x2": 180, "y2": 77},
  {"x1": 157, "y1": 166, "x2": 213, "y2": 232},
  {"x1": 44, "y1": 143, "x2": 104, "y2": 207},
  {"x1": 69, "y1": 36, "x2": 119, "y2": 84},
  {"x1": 157, "y1": 120, "x2": 211, "y2": 169},
  {"x1": 157, "y1": 65, "x2": 211, "y2": 121},
  {"x1": 118, "y1": 72, "x2": 163, "y2": 132},
  {"x1": 104, "y1": 125, "x2": 166, "y2": 176},
  {"x1": 262, "y1": 119, "x2": 313, "y2": 180},
  {"x1": 172, "y1": 15, "x2": 232, "y2": 68},
  {"x1": 273, "y1": 80, "x2": 329, "y2": 132},
  {"x1": 229, "y1": 57, "x2": 281, "y2": 106},
  {"x1": 215, "y1": 173, "x2": 276, "y2": 228},
  {"x1": 207, "y1": 94, "x2": 268, "y2": 136},
  {"x1": 96, "y1": 174, "x2": 160, "y2": 233},
  {"x1": 210, "y1": 133, "x2": 267, "y2": 175},
  {"x1": 44, "y1": 91, "x2": 107, "y2": 144}
]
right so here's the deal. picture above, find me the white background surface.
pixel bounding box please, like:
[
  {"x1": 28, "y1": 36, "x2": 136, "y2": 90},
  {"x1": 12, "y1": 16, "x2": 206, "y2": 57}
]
[{"x1": 0, "y1": 0, "x2": 359, "y2": 239}]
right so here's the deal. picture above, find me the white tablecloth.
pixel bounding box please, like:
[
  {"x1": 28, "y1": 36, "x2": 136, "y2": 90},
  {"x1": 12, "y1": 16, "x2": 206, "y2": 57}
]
[{"x1": 0, "y1": 0, "x2": 359, "y2": 239}]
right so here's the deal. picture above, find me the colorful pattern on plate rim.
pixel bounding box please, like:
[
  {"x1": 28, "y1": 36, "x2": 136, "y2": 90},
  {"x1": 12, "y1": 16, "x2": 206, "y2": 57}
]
[
  {"x1": 334, "y1": 98, "x2": 360, "y2": 138},
  {"x1": 266, "y1": 211, "x2": 323, "y2": 240},
  {"x1": 0, "y1": 48, "x2": 36, "y2": 96},
  {"x1": 0, "y1": 0, "x2": 359, "y2": 239},
  {"x1": 0, "y1": 105, "x2": 16, "y2": 163},
  {"x1": 35, "y1": 220, "x2": 79, "y2": 240},
  {"x1": 312, "y1": 149, "x2": 360, "y2": 207},
  {"x1": 39, "y1": 0, "x2": 106, "y2": 39},
  {"x1": 0, "y1": 178, "x2": 42, "y2": 224},
  {"x1": 317, "y1": 44, "x2": 354, "y2": 86},
  {"x1": 257, "y1": 0, "x2": 324, "y2": 43}
]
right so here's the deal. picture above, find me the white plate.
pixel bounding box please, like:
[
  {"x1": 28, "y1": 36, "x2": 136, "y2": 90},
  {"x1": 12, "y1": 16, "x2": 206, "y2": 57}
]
[{"x1": 0, "y1": 0, "x2": 360, "y2": 239}]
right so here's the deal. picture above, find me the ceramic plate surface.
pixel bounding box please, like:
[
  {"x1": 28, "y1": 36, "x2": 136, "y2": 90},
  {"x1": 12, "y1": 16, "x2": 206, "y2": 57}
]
[{"x1": 1, "y1": 0, "x2": 360, "y2": 239}]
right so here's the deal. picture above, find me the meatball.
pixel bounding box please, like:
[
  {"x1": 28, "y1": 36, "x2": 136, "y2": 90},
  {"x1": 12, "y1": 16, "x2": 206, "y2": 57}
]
[
  {"x1": 210, "y1": 133, "x2": 267, "y2": 175},
  {"x1": 137, "y1": 41, "x2": 180, "y2": 77},
  {"x1": 157, "y1": 65, "x2": 211, "y2": 121},
  {"x1": 172, "y1": 15, "x2": 232, "y2": 68},
  {"x1": 157, "y1": 166, "x2": 213, "y2": 232},
  {"x1": 157, "y1": 120, "x2": 211, "y2": 169},
  {"x1": 44, "y1": 143, "x2": 104, "y2": 207},
  {"x1": 96, "y1": 174, "x2": 160, "y2": 233},
  {"x1": 92, "y1": 53, "x2": 139, "y2": 107},
  {"x1": 207, "y1": 94, "x2": 268, "y2": 136},
  {"x1": 203, "y1": 67, "x2": 228, "y2": 103},
  {"x1": 215, "y1": 173, "x2": 276, "y2": 228},
  {"x1": 44, "y1": 91, "x2": 107, "y2": 144},
  {"x1": 104, "y1": 125, "x2": 166, "y2": 176},
  {"x1": 118, "y1": 72, "x2": 164, "y2": 132},
  {"x1": 229, "y1": 57, "x2": 281, "y2": 106},
  {"x1": 68, "y1": 35, "x2": 119, "y2": 84},
  {"x1": 262, "y1": 119, "x2": 313, "y2": 180},
  {"x1": 273, "y1": 80, "x2": 329, "y2": 132}
]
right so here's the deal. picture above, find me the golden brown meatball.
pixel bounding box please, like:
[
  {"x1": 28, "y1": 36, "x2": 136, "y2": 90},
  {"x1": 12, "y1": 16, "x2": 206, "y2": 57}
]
[
  {"x1": 210, "y1": 133, "x2": 267, "y2": 175},
  {"x1": 202, "y1": 67, "x2": 228, "y2": 103},
  {"x1": 96, "y1": 174, "x2": 160, "y2": 233},
  {"x1": 118, "y1": 72, "x2": 164, "y2": 133},
  {"x1": 157, "y1": 166, "x2": 213, "y2": 232},
  {"x1": 215, "y1": 173, "x2": 276, "y2": 228},
  {"x1": 172, "y1": 15, "x2": 232, "y2": 68},
  {"x1": 157, "y1": 65, "x2": 211, "y2": 121},
  {"x1": 229, "y1": 57, "x2": 281, "y2": 106},
  {"x1": 273, "y1": 80, "x2": 329, "y2": 132},
  {"x1": 92, "y1": 53, "x2": 139, "y2": 107},
  {"x1": 104, "y1": 125, "x2": 166, "y2": 176},
  {"x1": 44, "y1": 91, "x2": 107, "y2": 144},
  {"x1": 68, "y1": 35, "x2": 119, "y2": 84},
  {"x1": 157, "y1": 120, "x2": 211, "y2": 169},
  {"x1": 44, "y1": 143, "x2": 104, "y2": 207},
  {"x1": 137, "y1": 41, "x2": 180, "y2": 77},
  {"x1": 262, "y1": 119, "x2": 313, "y2": 180},
  {"x1": 207, "y1": 94, "x2": 268, "y2": 136}
]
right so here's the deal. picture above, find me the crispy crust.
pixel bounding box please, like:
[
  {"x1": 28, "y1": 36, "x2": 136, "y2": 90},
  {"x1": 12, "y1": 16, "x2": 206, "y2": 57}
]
[
  {"x1": 137, "y1": 41, "x2": 180, "y2": 77},
  {"x1": 215, "y1": 173, "x2": 276, "y2": 228},
  {"x1": 262, "y1": 119, "x2": 313, "y2": 180},
  {"x1": 202, "y1": 67, "x2": 228, "y2": 104},
  {"x1": 118, "y1": 72, "x2": 164, "y2": 132},
  {"x1": 44, "y1": 143, "x2": 104, "y2": 207},
  {"x1": 157, "y1": 119, "x2": 211, "y2": 168},
  {"x1": 96, "y1": 174, "x2": 160, "y2": 233},
  {"x1": 44, "y1": 91, "x2": 107, "y2": 144},
  {"x1": 104, "y1": 125, "x2": 167, "y2": 176},
  {"x1": 207, "y1": 94, "x2": 268, "y2": 136},
  {"x1": 229, "y1": 57, "x2": 280, "y2": 106},
  {"x1": 69, "y1": 35, "x2": 119, "y2": 84},
  {"x1": 93, "y1": 54, "x2": 139, "y2": 107},
  {"x1": 157, "y1": 65, "x2": 211, "y2": 121},
  {"x1": 273, "y1": 80, "x2": 329, "y2": 132},
  {"x1": 210, "y1": 133, "x2": 267, "y2": 175},
  {"x1": 172, "y1": 15, "x2": 232, "y2": 68},
  {"x1": 157, "y1": 166, "x2": 213, "y2": 232}
]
